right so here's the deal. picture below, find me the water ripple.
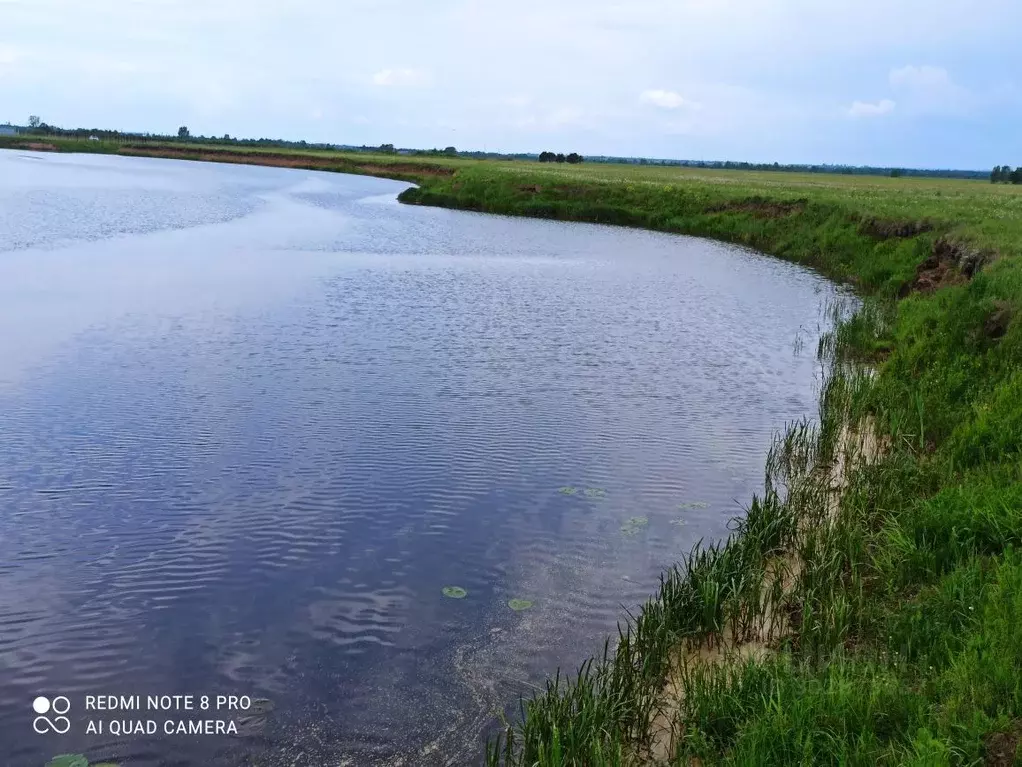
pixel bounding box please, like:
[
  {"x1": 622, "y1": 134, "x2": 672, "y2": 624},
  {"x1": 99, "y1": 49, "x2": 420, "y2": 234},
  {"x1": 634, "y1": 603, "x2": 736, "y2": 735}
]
[{"x1": 0, "y1": 152, "x2": 844, "y2": 766}]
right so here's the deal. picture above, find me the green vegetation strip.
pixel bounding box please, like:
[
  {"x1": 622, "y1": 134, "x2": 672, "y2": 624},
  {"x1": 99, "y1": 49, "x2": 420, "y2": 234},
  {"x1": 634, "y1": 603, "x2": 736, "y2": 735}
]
[
  {"x1": 45, "y1": 757, "x2": 119, "y2": 767},
  {"x1": 400, "y1": 161, "x2": 1022, "y2": 765},
  {"x1": 7, "y1": 138, "x2": 1022, "y2": 765}
]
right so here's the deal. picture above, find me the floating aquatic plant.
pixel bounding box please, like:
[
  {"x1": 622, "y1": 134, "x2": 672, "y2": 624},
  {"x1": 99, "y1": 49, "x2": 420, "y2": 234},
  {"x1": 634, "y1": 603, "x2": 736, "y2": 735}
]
[
  {"x1": 508, "y1": 599, "x2": 534, "y2": 611},
  {"x1": 442, "y1": 586, "x2": 468, "y2": 599},
  {"x1": 46, "y1": 757, "x2": 118, "y2": 767},
  {"x1": 677, "y1": 501, "x2": 710, "y2": 510},
  {"x1": 46, "y1": 758, "x2": 88, "y2": 767},
  {"x1": 558, "y1": 486, "x2": 579, "y2": 495},
  {"x1": 620, "y1": 516, "x2": 649, "y2": 536},
  {"x1": 583, "y1": 487, "x2": 607, "y2": 499},
  {"x1": 669, "y1": 518, "x2": 688, "y2": 527}
]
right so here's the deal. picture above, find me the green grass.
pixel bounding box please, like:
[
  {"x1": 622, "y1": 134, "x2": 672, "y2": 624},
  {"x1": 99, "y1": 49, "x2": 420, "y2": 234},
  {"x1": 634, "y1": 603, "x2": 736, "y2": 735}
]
[
  {"x1": 395, "y1": 158, "x2": 1021, "y2": 765},
  {"x1": 5, "y1": 137, "x2": 1022, "y2": 765},
  {"x1": 400, "y1": 164, "x2": 1022, "y2": 298}
]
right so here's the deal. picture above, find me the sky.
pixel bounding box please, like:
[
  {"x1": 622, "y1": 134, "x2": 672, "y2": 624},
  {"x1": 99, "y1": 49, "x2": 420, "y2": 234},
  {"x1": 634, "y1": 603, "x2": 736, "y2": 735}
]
[{"x1": 1, "y1": 0, "x2": 1019, "y2": 168}]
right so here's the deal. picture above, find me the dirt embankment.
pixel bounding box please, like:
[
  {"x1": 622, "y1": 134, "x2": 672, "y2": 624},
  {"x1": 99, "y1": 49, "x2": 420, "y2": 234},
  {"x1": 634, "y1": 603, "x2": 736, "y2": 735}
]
[
  {"x1": 116, "y1": 145, "x2": 456, "y2": 178},
  {"x1": 905, "y1": 236, "x2": 993, "y2": 295},
  {"x1": 858, "y1": 217, "x2": 936, "y2": 239},
  {"x1": 855, "y1": 214, "x2": 994, "y2": 296},
  {"x1": 645, "y1": 420, "x2": 885, "y2": 764}
]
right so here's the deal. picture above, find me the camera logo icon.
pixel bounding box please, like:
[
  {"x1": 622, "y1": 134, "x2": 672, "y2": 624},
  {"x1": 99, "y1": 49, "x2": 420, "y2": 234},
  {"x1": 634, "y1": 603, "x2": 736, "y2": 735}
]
[{"x1": 32, "y1": 696, "x2": 71, "y2": 734}]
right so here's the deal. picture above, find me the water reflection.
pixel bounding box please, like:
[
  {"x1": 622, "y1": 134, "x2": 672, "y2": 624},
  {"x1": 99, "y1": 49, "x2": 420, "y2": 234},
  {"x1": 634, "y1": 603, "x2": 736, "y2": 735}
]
[{"x1": 0, "y1": 151, "x2": 843, "y2": 766}]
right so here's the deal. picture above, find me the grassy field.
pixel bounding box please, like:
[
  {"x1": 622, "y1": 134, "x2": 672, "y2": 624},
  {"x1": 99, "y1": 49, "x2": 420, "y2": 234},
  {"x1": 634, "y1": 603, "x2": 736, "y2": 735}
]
[
  {"x1": 5, "y1": 136, "x2": 1022, "y2": 765},
  {"x1": 435, "y1": 161, "x2": 1022, "y2": 254}
]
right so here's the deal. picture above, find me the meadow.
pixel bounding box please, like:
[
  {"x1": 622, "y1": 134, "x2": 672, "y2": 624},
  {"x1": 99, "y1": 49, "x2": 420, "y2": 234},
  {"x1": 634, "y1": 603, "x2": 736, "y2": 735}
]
[{"x1": 4, "y1": 136, "x2": 1022, "y2": 765}]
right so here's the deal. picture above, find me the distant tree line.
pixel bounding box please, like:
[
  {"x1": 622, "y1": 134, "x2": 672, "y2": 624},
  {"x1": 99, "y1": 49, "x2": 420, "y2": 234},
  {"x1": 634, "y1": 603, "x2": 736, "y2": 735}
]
[
  {"x1": 538, "y1": 151, "x2": 583, "y2": 164},
  {"x1": 411, "y1": 146, "x2": 459, "y2": 157},
  {"x1": 990, "y1": 166, "x2": 1022, "y2": 184},
  {"x1": 583, "y1": 156, "x2": 990, "y2": 181},
  {"x1": 14, "y1": 118, "x2": 345, "y2": 151},
  {"x1": 8, "y1": 115, "x2": 1001, "y2": 182}
]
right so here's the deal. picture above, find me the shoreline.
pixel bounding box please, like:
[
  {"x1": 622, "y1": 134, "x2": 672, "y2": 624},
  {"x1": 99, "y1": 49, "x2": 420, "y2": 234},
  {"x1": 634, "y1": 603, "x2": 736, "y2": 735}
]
[{"x1": 5, "y1": 139, "x2": 1021, "y2": 765}]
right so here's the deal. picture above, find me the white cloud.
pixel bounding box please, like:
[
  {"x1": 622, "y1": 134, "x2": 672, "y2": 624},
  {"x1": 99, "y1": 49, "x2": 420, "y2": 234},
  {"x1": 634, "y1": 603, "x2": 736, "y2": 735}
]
[
  {"x1": 889, "y1": 64, "x2": 951, "y2": 90},
  {"x1": 639, "y1": 89, "x2": 698, "y2": 109},
  {"x1": 371, "y1": 68, "x2": 431, "y2": 87},
  {"x1": 548, "y1": 106, "x2": 583, "y2": 126},
  {"x1": 1, "y1": 0, "x2": 1020, "y2": 163},
  {"x1": 887, "y1": 64, "x2": 973, "y2": 115},
  {"x1": 502, "y1": 95, "x2": 532, "y2": 108},
  {"x1": 0, "y1": 44, "x2": 20, "y2": 80},
  {"x1": 513, "y1": 106, "x2": 585, "y2": 132},
  {"x1": 847, "y1": 99, "x2": 896, "y2": 117}
]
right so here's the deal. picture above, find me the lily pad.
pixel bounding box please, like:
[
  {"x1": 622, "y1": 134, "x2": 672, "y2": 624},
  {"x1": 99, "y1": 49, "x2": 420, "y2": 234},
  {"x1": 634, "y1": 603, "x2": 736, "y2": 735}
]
[
  {"x1": 669, "y1": 518, "x2": 688, "y2": 527},
  {"x1": 620, "y1": 516, "x2": 649, "y2": 536},
  {"x1": 558, "y1": 486, "x2": 579, "y2": 495},
  {"x1": 442, "y1": 586, "x2": 468, "y2": 599},
  {"x1": 583, "y1": 487, "x2": 607, "y2": 499},
  {"x1": 677, "y1": 501, "x2": 709, "y2": 510},
  {"x1": 508, "y1": 599, "x2": 534, "y2": 611},
  {"x1": 46, "y1": 757, "x2": 88, "y2": 767}
]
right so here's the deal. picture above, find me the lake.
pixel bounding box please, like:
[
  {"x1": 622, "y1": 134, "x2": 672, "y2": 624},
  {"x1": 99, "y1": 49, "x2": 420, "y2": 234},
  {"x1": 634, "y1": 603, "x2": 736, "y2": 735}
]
[{"x1": 0, "y1": 151, "x2": 842, "y2": 766}]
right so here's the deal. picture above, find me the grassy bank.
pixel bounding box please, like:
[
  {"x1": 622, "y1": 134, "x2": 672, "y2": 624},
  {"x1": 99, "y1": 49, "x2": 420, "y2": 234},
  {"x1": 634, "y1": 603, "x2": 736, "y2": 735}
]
[
  {"x1": 401, "y1": 167, "x2": 1022, "y2": 764},
  {"x1": 6, "y1": 138, "x2": 1021, "y2": 764}
]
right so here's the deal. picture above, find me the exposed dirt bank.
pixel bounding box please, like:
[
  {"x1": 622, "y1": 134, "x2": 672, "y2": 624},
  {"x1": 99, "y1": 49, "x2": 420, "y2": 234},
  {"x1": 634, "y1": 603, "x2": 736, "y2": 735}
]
[
  {"x1": 903, "y1": 236, "x2": 993, "y2": 295},
  {"x1": 116, "y1": 145, "x2": 457, "y2": 178},
  {"x1": 858, "y1": 217, "x2": 936, "y2": 239},
  {"x1": 644, "y1": 418, "x2": 885, "y2": 764}
]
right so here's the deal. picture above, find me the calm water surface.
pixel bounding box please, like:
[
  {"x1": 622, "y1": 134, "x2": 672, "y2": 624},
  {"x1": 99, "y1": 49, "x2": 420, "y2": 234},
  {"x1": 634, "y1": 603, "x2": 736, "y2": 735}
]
[{"x1": 0, "y1": 151, "x2": 842, "y2": 766}]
